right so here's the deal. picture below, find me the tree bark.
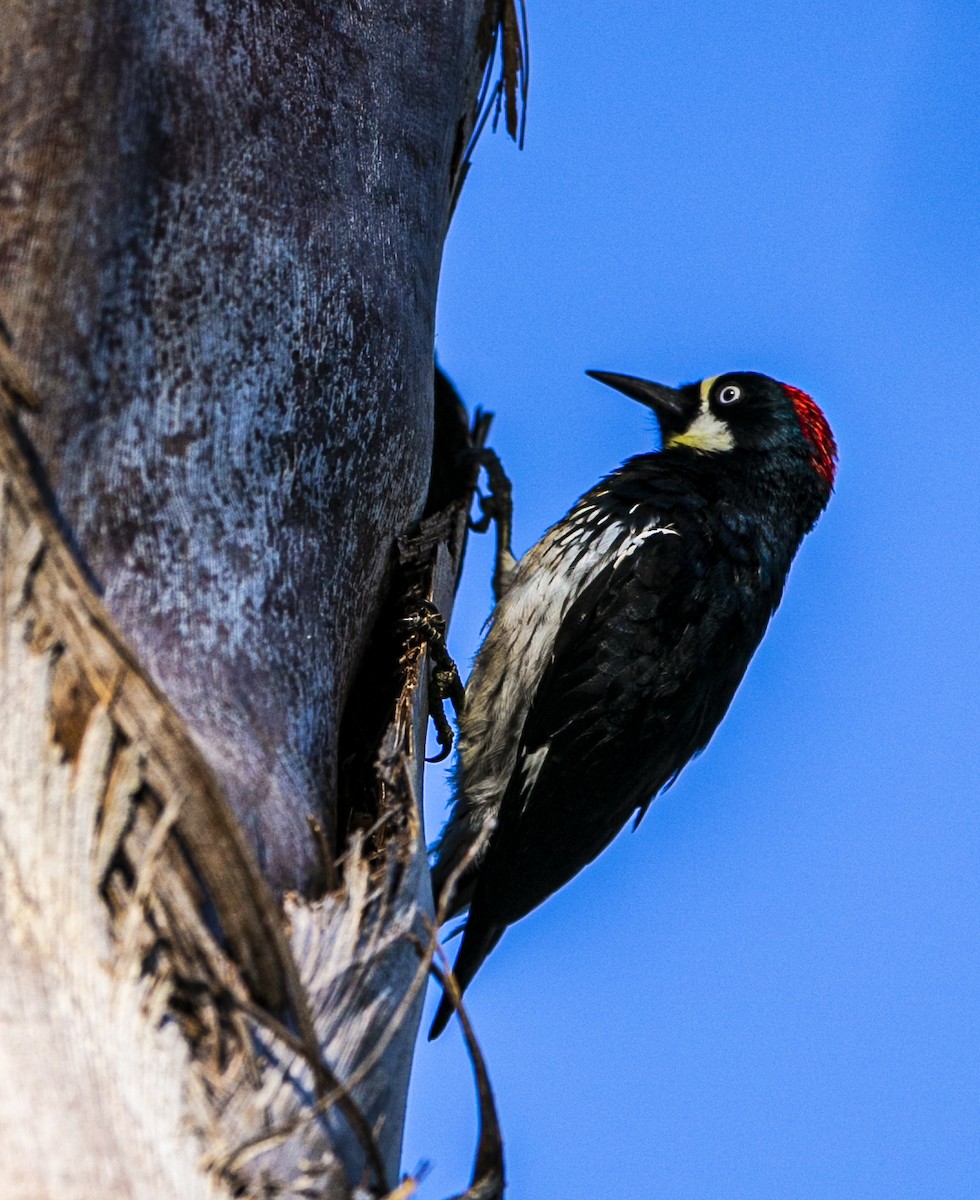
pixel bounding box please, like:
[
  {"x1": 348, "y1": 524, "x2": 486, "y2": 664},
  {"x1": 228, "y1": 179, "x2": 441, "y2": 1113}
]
[{"x1": 0, "y1": 2, "x2": 518, "y2": 1195}]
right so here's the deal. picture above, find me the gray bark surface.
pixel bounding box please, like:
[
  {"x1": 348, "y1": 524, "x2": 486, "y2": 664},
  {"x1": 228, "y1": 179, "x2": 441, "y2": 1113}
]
[
  {"x1": 0, "y1": 1, "x2": 520, "y2": 1195},
  {"x1": 1, "y1": 0, "x2": 490, "y2": 889}
]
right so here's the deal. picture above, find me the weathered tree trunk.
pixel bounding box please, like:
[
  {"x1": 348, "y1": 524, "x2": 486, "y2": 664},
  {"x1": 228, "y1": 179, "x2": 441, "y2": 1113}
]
[{"x1": 0, "y1": 2, "x2": 520, "y2": 1195}]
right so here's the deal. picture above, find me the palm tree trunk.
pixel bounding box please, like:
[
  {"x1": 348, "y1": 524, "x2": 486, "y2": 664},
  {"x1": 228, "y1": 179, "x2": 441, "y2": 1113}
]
[{"x1": 0, "y1": 2, "x2": 521, "y2": 1194}]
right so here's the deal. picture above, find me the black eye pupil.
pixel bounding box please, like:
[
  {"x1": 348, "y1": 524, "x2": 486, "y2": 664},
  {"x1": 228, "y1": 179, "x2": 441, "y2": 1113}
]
[{"x1": 719, "y1": 385, "x2": 741, "y2": 404}]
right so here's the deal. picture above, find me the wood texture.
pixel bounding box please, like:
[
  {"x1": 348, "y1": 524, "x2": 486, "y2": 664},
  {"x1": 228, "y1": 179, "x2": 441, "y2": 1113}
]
[
  {"x1": 0, "y1": 346, "x2": 486, "y2": 1198},
  {"x1": 0, "y1": 0, "x2": 518, "y2": 1194},
  {"x1": 0, "y1": 0, "x2": 493, "y2": 890}
]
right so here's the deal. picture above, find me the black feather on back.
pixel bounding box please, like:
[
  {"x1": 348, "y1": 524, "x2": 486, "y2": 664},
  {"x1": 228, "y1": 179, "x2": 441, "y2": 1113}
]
[{"x1": 465, "y1": 450, "x2": 796, "y2": 930}]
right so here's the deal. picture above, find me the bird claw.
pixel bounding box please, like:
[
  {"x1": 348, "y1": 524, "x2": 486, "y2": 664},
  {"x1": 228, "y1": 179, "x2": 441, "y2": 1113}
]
[
  {"x1": 425, "y1": 704, "x2": 455, "y2": 763},
  {"x1": 468, "y1": 491, "x2": 495, "y2": 534},
  {"x1": 467, "y1": 447, "x2": 516, "y2": 603},
  {"x1": 403, "y1": 600, "x2": 465, "y2": 763}
]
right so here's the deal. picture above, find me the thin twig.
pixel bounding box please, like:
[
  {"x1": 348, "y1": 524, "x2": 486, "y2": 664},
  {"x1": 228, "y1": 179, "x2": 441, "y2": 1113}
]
[
  {"x1": 229, "y1": 995, "x2": 390, "y2": 1195},
  {"x1": 118, "y1": 793, "x2": 185, "y2": 958},
  {"x1": 220, "y1": 823, "x2": 495, "y2": 1180},
  {"x1": 424, "y1": 940, "x2": 504, "y2": 1200},
  {"x1": 307, "y1": 812, "x2": 341, "y2": 892},
  {"x1": 453, "y1": 0, "x2": 529, "y2": 208}
]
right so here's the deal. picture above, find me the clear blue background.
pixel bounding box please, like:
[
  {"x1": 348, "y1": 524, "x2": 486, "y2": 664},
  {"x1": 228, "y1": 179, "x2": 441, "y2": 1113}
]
[{"x1": 404, "y1": 3, "x2": 980, "y2": 1196}]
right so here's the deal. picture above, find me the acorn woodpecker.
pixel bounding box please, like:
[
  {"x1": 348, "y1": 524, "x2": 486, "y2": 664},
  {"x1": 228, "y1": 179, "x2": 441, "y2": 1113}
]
[{"x1": 428, "y1": 370, "x2": 837, "y2": 1039}]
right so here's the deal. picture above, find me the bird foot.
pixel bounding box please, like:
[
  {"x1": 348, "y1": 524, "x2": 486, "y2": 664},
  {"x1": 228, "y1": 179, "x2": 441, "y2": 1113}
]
[
  {"x1": 468, "y1": 447, "x2": 516, "y2": 603},
  {"x1": 403, "y1": 600, "x2": 465, "y2": 763}
]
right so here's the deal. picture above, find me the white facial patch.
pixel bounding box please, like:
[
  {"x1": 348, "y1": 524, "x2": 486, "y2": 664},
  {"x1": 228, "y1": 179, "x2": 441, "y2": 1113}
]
[{"x1": 665, "y1": 376, "x2": 735, "y2": 454}]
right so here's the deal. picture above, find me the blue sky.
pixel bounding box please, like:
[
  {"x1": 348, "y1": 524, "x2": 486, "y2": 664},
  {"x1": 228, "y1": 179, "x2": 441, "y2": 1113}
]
[{"x1": 404, "y1": 3, "x2": 980, "y2": 1196}]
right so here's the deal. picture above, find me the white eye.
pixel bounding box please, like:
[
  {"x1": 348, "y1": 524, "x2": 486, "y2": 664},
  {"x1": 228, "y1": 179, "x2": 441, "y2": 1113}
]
[{"x1": 717, "y1": 384, "x2": 742, "y2": 405}]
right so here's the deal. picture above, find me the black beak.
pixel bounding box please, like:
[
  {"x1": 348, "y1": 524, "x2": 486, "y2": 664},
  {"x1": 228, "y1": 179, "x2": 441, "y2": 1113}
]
[{"x1": 586, "y1": 370, "x2": 694, "y2": 434}]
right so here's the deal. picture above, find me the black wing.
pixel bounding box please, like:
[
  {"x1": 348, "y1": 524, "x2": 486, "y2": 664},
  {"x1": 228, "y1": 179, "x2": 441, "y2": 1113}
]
[
  {"x1": 430, "y1": 519, "x2": 774, "y2": 1038},
  {"x1": 470, "y1": 528, "x2": 766, "y2": 929}
]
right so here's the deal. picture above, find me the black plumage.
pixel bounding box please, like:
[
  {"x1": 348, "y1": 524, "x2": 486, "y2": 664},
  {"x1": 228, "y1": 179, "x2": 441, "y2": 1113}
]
[{"x1": 429, "y1": 371, "x2": 836, "y2": 1038}]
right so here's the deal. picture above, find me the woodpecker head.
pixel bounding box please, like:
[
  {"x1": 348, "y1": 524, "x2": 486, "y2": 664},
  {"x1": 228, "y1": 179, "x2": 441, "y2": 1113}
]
[{"x1": 586, "y1": 369, "x2": 837, "y2": 491}]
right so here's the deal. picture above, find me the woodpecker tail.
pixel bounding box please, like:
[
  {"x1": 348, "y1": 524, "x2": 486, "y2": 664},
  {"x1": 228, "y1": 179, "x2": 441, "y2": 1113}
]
[
  {"x1": 428, "y1": 918, "x2": 504, "y2": 1040},
  {"x1": 430, "y1": 854, "x2": 479, "y2": 922},
  {"x1": 429, "y1": 805, "x2": 495, "y2": 920}
]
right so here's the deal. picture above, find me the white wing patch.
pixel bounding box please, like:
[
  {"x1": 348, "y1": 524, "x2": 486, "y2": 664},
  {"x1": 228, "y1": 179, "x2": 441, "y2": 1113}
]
[
  {"x1": 520, "y1": 744, "x2": 549, "y2": 795},
  {"x1": 614, "y1": 523, "x2": 679, "y2": 564},
  {"x1": 440, "y1": 507, "x2": 681, "y2": 858}
]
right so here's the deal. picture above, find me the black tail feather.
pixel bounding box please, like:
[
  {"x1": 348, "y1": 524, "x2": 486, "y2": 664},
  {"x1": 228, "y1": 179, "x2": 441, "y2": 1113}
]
[
  {"x1": 430, "y1": 855, "x2": 479, "y2": 923},
  {"x1": 428, "y1": 918, "x2": 504, "y2": 1040}
]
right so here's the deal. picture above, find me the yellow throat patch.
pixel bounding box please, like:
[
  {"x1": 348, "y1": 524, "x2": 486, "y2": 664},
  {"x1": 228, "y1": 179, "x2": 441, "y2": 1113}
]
[{"x1": 664, "y1": 376, "x2": 735, "y2": 453}]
